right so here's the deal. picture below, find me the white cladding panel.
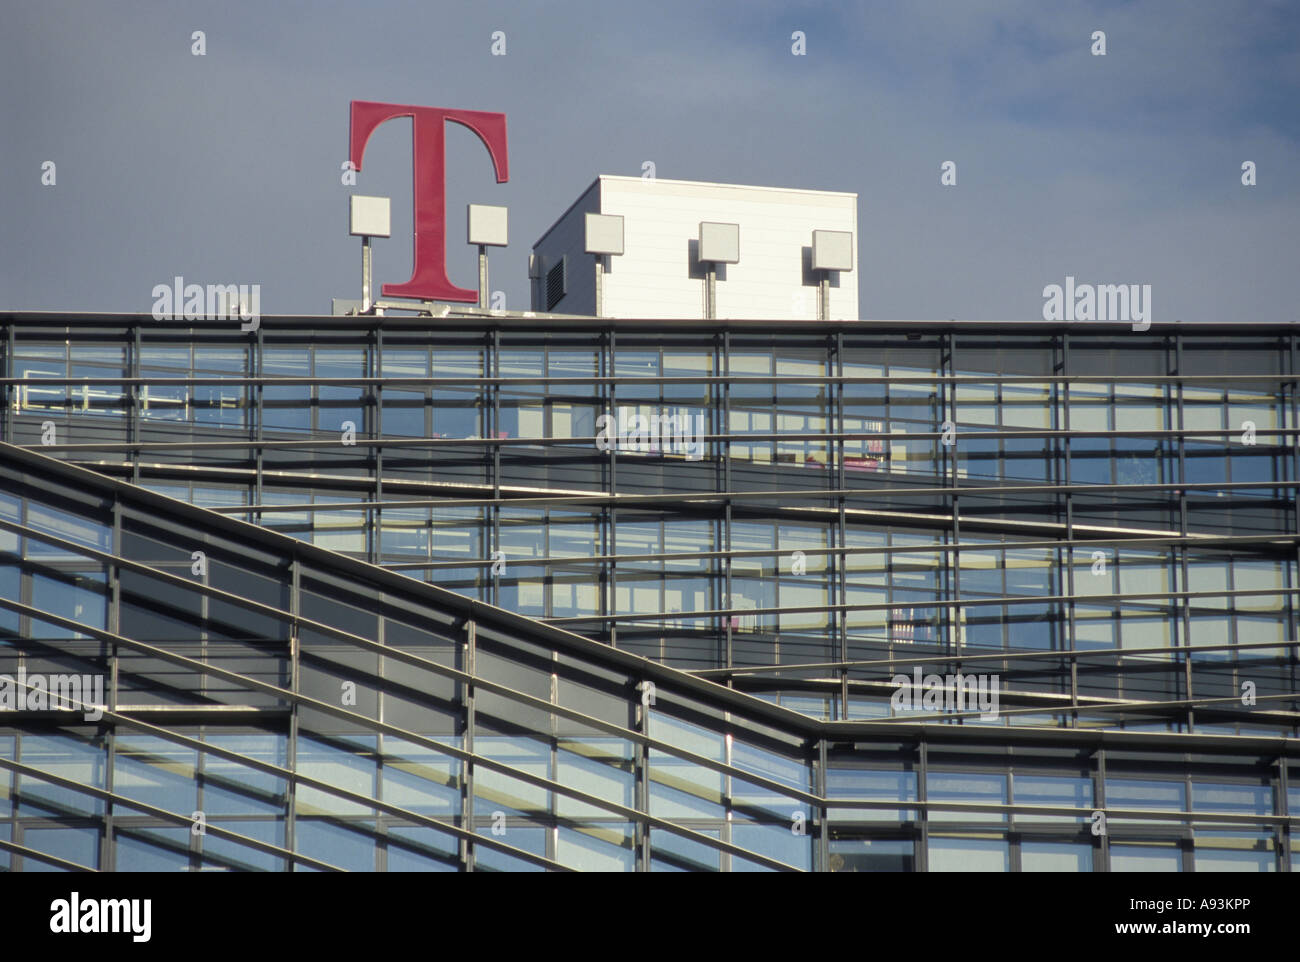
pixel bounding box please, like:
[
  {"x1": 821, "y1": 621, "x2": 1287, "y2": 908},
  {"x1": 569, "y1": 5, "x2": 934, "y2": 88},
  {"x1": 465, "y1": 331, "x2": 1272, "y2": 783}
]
[
  {"x1": 349, "y1": 195, "x2": 391, "y2": 238},
  {"x1": 532, "y1": 176, "x2": 858, "y2": 319},
  {"x1": 585, "y1": 213, "x2": 625, "y2": 255},
  {"x1": 467, "y1": 204, "x2": 508, "y2": 247},
  {"x1": 698, "y1": 221, "x2": 741, "y2": 264},
  {"x1": 812, "y1": 229, "x2": 854, "y2": 273}
]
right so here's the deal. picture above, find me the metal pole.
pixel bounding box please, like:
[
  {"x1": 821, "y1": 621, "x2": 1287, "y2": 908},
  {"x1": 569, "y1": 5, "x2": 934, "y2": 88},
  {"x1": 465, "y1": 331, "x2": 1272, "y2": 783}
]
[
  {"x1": 706, "y1": 265, "x2": 716, "y2": 320},
  {"x1": 595, "y1": 255, "x2": 604, "y2": 318},
  {"x1": 362, "y1": 235, "x2": 373, "y2": 313},
  {"x1": 818, "y1": 271, "x2": 830, "y2": 321},
  {"x1": 478, "y1": 245, "x2": 488, "y2": 309}
]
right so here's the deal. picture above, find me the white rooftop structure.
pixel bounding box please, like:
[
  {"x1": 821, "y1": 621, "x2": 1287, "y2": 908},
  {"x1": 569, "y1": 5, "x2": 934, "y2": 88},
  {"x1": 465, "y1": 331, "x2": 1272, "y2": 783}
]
[{"x1": 531, "y1": 175, "x2": 858, "y2": 320}]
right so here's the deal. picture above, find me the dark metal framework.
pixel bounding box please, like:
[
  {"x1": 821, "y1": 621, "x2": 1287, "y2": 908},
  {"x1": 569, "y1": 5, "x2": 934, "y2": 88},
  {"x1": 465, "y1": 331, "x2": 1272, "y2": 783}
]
[{"x1": 0, "y1": 311, "x2": 1298, "y2": 871}]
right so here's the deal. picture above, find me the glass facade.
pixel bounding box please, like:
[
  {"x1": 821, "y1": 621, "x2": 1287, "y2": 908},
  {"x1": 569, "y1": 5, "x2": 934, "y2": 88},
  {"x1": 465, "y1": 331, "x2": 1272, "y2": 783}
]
[{"x1": 1, "y1": 312, "x2": 1298, "y2": 870}]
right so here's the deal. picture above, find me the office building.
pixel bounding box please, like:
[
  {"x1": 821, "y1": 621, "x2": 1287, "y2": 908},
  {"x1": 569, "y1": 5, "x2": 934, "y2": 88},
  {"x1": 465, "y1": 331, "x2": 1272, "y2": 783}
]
[{"x1": 1, "y1": 305, "x2": 1297, "y2": 871}]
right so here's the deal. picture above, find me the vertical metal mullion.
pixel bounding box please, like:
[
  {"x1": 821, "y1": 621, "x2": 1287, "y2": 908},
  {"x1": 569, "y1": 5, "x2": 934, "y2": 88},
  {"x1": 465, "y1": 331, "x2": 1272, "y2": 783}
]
[
  {"x1": 286, "y1": 557, "x2": 300, "y2": 870},
  {"x1": 1109, "y1": 362, "x2": 1123, "y2": 693},
  {"x1": 542, "y1": 338, "x2": 554, "y2": 623},
  {"x1": 490, "y1": 331, "x2": 500, "y2": 607},
  {"x1": 1062, "y1": 332, "x2": 1079, "y2": 720},
  {"x1": 128, "y1": 323, "x2": 140, "y2": 450},
  {"x1": 608, "y1": 328, "x2": 618, "y2": 649},
  {"x1": 769, "y1": 340, "x2": 780, "y2": 671},
  {"x1": 3, "y1": 324, "x2": 13, "y2": 442},
  {"x1": 1280, "y1": 757, "x2": 1291, "y2": 871},
  {"x1": 885, "y1": 349, "x2": 894, "y2": 657},
  {"x1": 254, "y1": 322, "x2": 264, "y2": 525},
  {"x1": 1008, "y1": 768, "x2": 1019, "y2": 873},
  {"x1": 1175, "y1": 333, "x2": 1193, "y2": 730},
  {"x1": 426, "y1": 337, "x2": 434, "y2": 573},
  {"x1": 130, "y1": 324, "x2": 142, "y2": 486},
  {"x1": 917, "y1": 739, "x2": 928, "y2": 871},
  {"x1": 835, "y1": 332, "x2": 847, "y2": 716},
  {"x1": 816, "y1": 737, "x2": 829, "y2": 871},
  {"x1": 101, "y1": 494, "x2": 123, "y2": 871},
  {"x1": 491, "y1": 325, "x2": 501, "y2": 494},
  {"x1": 657, "y1": 343, "x2": 666, "y2": 664},
  {"x1": 721, "y1": 718, "x2": 732, "y2": 872},
  {"x1": 658, "y1": 514, "x2": 667, "y2": 663},
  {"x1": 253, "y1": 322, "x2": 264, "y2": 444},
  {"x1": 374, "y1": 611, "x2": 386, "y2": 871},
  {"x1": 634, "y1": 670, "x2": 650, "y2": 871},
  {"x1": 947, "y1": 332, "x2": 961, "y2": 658},
  {"x1": 373, "y1": 324, "x2": 383, "y2": 566},
  {"x1": 1095, "y1": 748, "x2": 1108, "y2": 872},
  {"x1": 462, "y1": 618, "x2": 477, "y2": 871},
  {"x1": 1289, "y1": 334, "x2": 1300, "y2": 716},
  {"x1": 253, "y1": 323, "x2": 263, "y2": 447},
  {"x1": 192, "y1": 724, "x2": 206, "y2": 872},
  {"x1": 102, "y1": 719, "x2": 116, "y2": 870},
  {"x1": 548, "y1": 650, "x2": 558, "y2": 865},
  {"x1": 722, "y1": 329, "x2": 733, "y2": 672},
  {"x1": 108, "y1": 495, "x2": 122, "y2": 700},
  {"x1": 491, "y1": 326, "x2": 501, "y2": 605}
]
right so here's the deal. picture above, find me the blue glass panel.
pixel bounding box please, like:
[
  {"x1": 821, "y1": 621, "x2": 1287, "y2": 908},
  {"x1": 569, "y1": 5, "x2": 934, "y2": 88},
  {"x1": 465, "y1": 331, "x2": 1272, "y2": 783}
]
[
  {"x1": 115, "y1": 827, "x2": 191, "y2": 871},
  {"x1": 294, "y1": 818, "x2": 376, "y2": 871},
  {"x1": 387, "y1": 825, "x2": 458, "y2": 871},
  {"x1": 202, "y1": 819, "x2": 286, "y2": 872},
  {"x1": 731, "y1": 822, "x2": 813, "y2": 871},
  {"x1": 651, "y1": 827, "x2": 720, "y2": 872},
  {"x1": 21, "y1": 825, "x2": 99, "y2": 871},
  {"x1": 18, "y1": 734, "x2": 106, "y2": 817},
  {"x1": 1022, "y1": 840, "x2": 1093, "y2": 871},
  {"x1": 473, "y1": 825, "x2": 546, "y2": 872}
]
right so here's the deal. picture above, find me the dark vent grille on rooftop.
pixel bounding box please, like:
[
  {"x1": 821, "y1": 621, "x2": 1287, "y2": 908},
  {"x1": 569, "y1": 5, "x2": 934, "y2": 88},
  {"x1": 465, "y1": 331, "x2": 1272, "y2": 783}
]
[{"x1": 545, "y1": 259, "x2": 566, "y2": 312}]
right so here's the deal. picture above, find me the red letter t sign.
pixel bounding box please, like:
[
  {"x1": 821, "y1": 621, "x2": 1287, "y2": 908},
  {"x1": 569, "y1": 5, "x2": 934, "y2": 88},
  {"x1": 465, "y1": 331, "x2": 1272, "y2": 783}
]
[{"x1": 349, "y1": 100, "x2": 509, "y2": 303}]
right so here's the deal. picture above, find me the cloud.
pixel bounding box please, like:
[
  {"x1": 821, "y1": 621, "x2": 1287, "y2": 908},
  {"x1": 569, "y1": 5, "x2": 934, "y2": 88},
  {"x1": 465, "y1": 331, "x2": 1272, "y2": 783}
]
[{"x1": 1, "y1": 0, "x2": 1296, "y2": 321}]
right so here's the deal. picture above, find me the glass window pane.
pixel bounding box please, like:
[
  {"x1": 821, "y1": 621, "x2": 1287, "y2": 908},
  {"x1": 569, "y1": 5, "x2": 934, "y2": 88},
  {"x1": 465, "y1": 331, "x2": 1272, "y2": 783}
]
[
  {"x1": 928, "y1": 835, "x2": 1009, "y2": 871},
  {"x1": 1022, "y1": 840, "x2": 1093, "y2": 871},
  {"x1": 1110, "y1": 841, "x2": 1182, "y2": 872},
  {"x1": 828, "y1": 835, "x2": 914, "y2": 872},
  {"x1": 293, "y1": 818, "x2": 376, "y2": 871},
  {"x1": 20, "y1": 825, "x2": 99, "y2": 871},
  {"x1": 1194, "y1": 831, "x2": 1275, "y2": 872}
]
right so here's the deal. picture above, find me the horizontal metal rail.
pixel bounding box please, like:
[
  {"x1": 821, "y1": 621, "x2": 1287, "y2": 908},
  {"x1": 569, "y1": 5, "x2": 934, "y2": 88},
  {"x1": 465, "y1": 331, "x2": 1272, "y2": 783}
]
[
  {"x1": 6, "y1": 516, "x2": 1297, "y2": 731},
  {"x1": 0, "y1": 684, "x2": 567, "y2": 871},
  {"x1": 0, "y1": 756, "x2": 343, "y2": 871},
  {"x1": 3, "y1": 439, "x2": 1297, "y2": 753},
  {"x1": 544, "y1": 582, "x2": 1300, "y2": 624},
  {"x1": 0, "y1": 837, "x2": 97, "y2": 872},
  {"x1": 0, "y1": 517, "x2": 821, "y2": 806},
  {"x1": 106, "y1": 478, "x2": 1300, "y2": 511},
  {"x1": 377, "y1": 532, "x2": 1299, "y2": 571},
  {"x1": 69, "y1": 470, "x2": 1249, "y2": 545},
  {"x1": 3, "y1": 675, "x2": 1295, "y2": 832},
  {"x1": 0, "y1": 595, "x2": 803, "y2": 872},
  {"x1": 3, "y1": 372, "x2": 1298, "y2": 386},
  {"x1": 21, "y1": 425, "x2": 1300, "y2": 454},
  {"x1": 8, "y1": 510, "x2": 1294, "y2": 651},
  {"x1": 846, "y1": 687, "x2": 1300, "y2": 725},
  {"x1": 691, "y1": 636, "x2": 1300, "y2": 677}
]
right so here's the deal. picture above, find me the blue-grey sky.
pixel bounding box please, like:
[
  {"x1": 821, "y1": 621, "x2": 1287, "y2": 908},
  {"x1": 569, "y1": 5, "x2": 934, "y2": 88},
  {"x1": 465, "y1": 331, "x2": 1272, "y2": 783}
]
[{"x1": 2, "y1": 0, "x2": 1297, "y2": 321}]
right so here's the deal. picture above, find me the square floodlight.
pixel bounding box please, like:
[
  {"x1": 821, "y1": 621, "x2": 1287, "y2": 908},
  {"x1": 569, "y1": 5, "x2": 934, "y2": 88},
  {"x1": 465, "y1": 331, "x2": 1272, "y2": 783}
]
[
  {"x1": 349, "y1": 195, "x2": 391, "y2": 238},
  {"x1": 585, "y1": 213, "x2": 625, "y2": 256},
  {"x1": 468, "y1": 204, "x2": 509, "y2": 247},
  {"x1": 698, "y1": 222, "x2": 740, "y2": 264},
  {"x1": 812, "y1": 230, "x2": 854, "y2": 272}
]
